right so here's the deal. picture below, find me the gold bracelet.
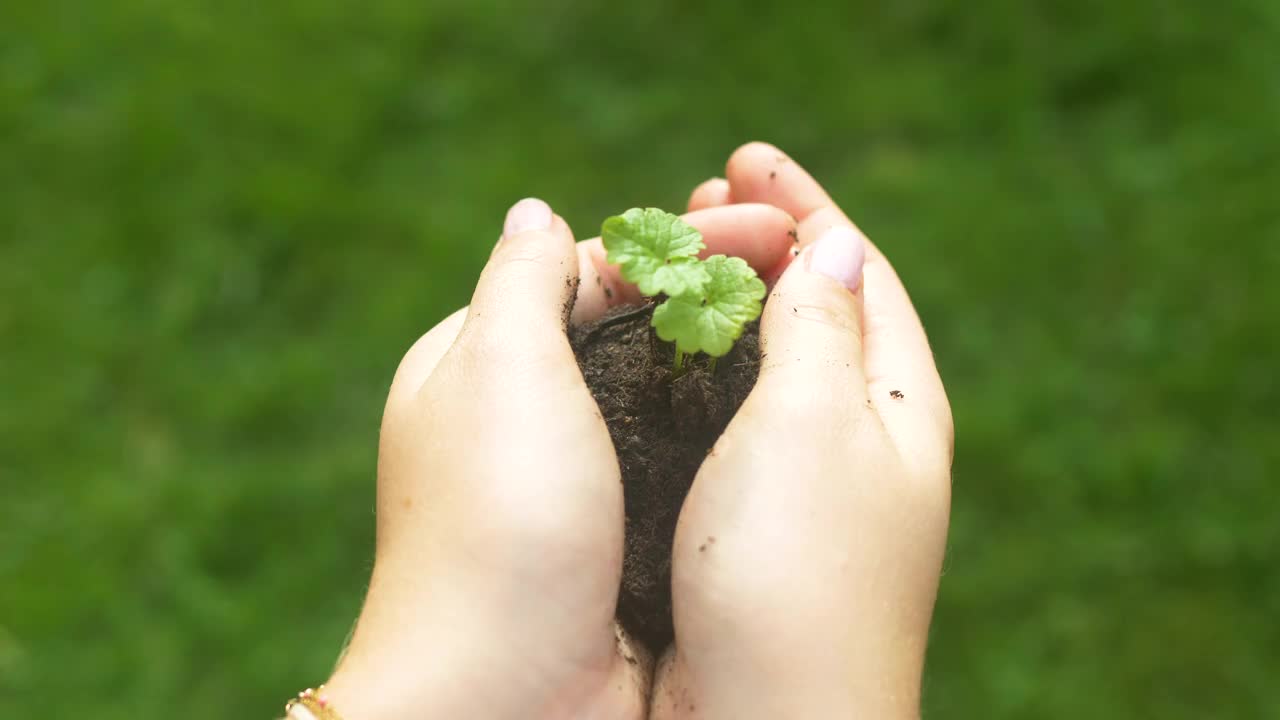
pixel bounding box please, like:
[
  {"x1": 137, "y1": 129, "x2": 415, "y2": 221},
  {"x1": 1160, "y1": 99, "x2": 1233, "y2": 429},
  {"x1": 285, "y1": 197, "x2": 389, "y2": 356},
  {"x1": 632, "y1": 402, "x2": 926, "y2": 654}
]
[{"x1": 285, "y1": 686, "x2": 344, "y2": 720}]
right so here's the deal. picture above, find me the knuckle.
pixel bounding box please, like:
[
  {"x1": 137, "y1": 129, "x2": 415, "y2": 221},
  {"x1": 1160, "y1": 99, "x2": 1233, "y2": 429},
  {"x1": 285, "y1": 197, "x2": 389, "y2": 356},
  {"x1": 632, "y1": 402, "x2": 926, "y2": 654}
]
[
  {"x1": 789, "y1": 300, "x2": 859, "y2": 335},
  {"x1": 489, "y1": 237, "x2": 560, "y2": 278},
  {"x1": 771, "y1": 282, "x2": 860, "y2": 335},
  {"x1": 747, "y1": 376, "x2": 856, "y2": 433}
]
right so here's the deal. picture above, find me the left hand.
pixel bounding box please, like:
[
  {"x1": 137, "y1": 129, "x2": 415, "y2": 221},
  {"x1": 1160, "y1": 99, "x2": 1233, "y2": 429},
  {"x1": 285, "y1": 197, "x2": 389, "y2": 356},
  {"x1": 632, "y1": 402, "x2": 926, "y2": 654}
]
[{"x1": 318, "y1": 198, "x2": 797, "y2": 720}]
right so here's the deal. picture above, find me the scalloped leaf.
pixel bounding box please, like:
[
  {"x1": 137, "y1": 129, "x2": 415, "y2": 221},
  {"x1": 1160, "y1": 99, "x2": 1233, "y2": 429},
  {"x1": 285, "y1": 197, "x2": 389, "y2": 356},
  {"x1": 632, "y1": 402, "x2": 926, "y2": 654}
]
[
  {"x1": 601, "y1": 207, "x2": 709, "y2": 297},
  {"x1": 652, "y1": 255, "x2": 766, "y2": 357}
]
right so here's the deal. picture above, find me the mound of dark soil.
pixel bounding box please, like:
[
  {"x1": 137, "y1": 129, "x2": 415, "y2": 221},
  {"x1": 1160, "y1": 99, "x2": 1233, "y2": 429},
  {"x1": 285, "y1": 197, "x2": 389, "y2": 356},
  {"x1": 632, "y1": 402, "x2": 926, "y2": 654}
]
[{"x1": 570, "y1": 305, "x2": 760, "y2": 652}]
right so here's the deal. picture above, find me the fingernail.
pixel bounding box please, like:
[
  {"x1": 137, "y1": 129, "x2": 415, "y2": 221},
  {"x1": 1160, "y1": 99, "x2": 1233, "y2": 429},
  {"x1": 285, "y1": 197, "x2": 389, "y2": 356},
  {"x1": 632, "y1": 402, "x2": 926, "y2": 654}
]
[
  {"x1": 503, "y1": 197, "x2": 553, "y2": 238},
  {"x1": 805, "y1": 225, "x2": 866, "y2": 292}
]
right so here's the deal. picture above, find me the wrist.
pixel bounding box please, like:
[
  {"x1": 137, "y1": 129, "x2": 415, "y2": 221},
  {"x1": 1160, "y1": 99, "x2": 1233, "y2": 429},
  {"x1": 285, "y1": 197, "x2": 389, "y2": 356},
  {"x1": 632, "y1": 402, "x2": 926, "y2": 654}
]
[{"x1": 320, "y1": 644, "x2": 466, "y2": 720}]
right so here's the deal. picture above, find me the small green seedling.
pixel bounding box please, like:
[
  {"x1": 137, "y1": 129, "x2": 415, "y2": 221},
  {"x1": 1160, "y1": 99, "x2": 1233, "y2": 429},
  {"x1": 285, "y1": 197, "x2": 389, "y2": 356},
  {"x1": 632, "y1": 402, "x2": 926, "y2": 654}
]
[{"x1": 602, "y1": 207, "x2": 766, "y2": 371}]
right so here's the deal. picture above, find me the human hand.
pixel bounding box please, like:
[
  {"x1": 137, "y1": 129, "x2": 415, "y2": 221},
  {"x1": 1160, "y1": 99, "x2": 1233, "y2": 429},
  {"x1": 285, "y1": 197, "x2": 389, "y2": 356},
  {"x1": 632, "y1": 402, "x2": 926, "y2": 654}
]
[
  {"x1": 315, "y1": 198, "x2": 798, "y2": 720},
  {"x1": 652, "y1": 143, "x2": 954, "y2": 719}
]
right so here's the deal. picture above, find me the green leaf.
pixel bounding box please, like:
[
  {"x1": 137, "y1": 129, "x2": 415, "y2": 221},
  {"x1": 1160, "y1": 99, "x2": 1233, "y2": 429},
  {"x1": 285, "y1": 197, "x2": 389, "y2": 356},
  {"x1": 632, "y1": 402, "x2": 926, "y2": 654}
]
[
  {"x1": 601, "y1": 207, "x2": 709, "y2": 297},
  {"x1": 652, "y1": 255, "x2": 766, "y2": 357}
]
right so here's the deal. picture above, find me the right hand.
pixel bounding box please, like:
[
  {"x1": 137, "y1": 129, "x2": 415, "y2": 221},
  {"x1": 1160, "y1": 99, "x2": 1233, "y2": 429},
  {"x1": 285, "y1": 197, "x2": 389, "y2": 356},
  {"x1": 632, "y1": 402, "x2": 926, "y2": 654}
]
[{"x1": 653, "y1": 143, "x2": 955, "y2": 719}]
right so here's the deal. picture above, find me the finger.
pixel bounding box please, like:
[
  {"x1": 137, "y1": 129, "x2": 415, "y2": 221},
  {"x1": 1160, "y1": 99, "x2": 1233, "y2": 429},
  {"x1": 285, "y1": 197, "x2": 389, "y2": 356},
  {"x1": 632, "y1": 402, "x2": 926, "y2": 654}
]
[
  {"x1": 383, "y1": 202, "x2": 579, "y2": 422},
  {"x1": 726, "y1": 142, "x2": 836, "y2": 221},
  {"x1": 571, "y1": 203, "x2": 797, "y2": 324},
  {"x1": 458, "y1": 197, "x2": 579, "y2": 353},
  {"x1": 384, "y1": 206, "x2": 579, "y2": 416},
  {"x1": 754, "y1": 225, "x2": 869, "y2": 412},
  {"x1": 796, "y1": 208, "x2": 952, "y2": 472},
  {"x1": 686, "y1": 177, "x2": 732, "y2": 212},
  {"x1": 727, "y1": 141, "x2": 952, "y2": 473}
]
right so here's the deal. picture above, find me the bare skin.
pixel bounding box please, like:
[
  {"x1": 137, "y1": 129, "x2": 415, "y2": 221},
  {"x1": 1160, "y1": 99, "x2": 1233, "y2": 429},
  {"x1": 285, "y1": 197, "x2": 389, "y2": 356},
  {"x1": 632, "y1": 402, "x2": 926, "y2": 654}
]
[
  {"x1": 653, "y1": 143, "x2": 954, "y2": 719},
  {"x1": 321, "y1": 200, "x2": 798, "y2": 720},
  {"x1": 313, "y1": 143, "x2": 953, "y2": 719}
]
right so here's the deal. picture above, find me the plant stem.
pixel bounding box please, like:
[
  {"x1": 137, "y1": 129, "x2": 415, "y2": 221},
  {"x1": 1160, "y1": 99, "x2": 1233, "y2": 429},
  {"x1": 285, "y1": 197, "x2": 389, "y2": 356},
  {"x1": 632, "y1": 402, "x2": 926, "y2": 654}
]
[
  {"x1": 708, "y1": 357, "x2": 718, "y2": 374},
  {"x1": 674, "y1": 349, "x2": 685, "y2": 372}
]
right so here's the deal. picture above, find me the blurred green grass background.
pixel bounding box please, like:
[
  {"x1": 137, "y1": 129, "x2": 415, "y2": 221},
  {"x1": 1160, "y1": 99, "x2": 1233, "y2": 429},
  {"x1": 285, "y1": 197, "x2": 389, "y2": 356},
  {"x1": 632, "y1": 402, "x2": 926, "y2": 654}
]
[{"x1": 3, "y1": 0, "x2": 1278, "y2": 717}]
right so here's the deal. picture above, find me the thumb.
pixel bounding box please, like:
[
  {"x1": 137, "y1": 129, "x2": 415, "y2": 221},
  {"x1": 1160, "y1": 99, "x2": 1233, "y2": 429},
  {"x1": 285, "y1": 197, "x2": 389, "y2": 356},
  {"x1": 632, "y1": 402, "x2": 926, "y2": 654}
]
[
  {"x1": 457, "y1": 198, "x2": 579, "y2": 356},
  {"x1": 755, "y1": 225, "x2": 869, "y2": 411}
]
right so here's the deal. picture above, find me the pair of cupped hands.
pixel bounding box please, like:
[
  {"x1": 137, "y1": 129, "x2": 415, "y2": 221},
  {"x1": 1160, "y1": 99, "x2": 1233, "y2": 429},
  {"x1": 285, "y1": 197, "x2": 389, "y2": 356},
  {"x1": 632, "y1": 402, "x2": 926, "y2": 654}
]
[{"x1": 319, "y1": 144, "x2": 953, "y2": 719}]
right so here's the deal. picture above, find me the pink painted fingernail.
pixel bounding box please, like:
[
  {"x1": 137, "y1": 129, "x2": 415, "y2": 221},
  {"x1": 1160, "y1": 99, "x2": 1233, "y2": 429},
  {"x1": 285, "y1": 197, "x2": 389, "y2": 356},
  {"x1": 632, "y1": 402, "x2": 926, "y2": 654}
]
[
  {"x1": 503, "y1": 197, "x2": 553, "y2": 238},
  {"x1": 805, "y1": 225, "x2": 866, "y2": 292}
]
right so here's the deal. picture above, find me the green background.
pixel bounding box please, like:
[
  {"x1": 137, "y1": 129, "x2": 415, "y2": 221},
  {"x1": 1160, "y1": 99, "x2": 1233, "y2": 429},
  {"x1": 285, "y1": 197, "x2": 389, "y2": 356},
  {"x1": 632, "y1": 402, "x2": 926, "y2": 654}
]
[{"x1": 3, "y1": 1, "x2": 1277, "y2": 717}]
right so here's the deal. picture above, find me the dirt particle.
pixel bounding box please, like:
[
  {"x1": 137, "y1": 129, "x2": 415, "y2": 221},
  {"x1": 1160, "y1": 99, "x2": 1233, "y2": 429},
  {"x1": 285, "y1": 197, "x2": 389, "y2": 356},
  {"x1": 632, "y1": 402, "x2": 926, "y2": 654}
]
[
  {"x1": 562, "y1": 276, "x2": 580, "y2": 327},
  {"x1": 890, "y1": 389, "x2": 905, "y2": 399},
  {"x1": 698, "y1": 543, "x2": 706, "y2": 552},
  {"x1": 595, "y1": 275, "x2": 602, "y2": 285},
  {"x1": 791, "y1": 247, "x2": 800, "y2": 256},
  {"x1": 787, "y1": 229, "x2": 799, "y2": 243},
  {"x1": 604, "y1": 286, "x2": 614, "y2": 299},
  {"x1": 769, "y1": 170, "x2": 777, "y2": 180}
]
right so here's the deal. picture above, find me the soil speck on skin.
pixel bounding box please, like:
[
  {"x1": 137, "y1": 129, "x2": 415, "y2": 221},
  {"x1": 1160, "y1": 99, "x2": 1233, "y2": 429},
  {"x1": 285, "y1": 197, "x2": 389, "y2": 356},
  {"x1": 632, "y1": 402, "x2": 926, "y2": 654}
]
[
  {"x1": 788, "y1": 229, "x2": 799, "y2": 243},
  {"x1": 769, "y1": 170, "x2": 777, "y2": 180},
  {"x1": 571, "y1": 305, "x2": 760, "y2": 652},
  {"x1": 563, "y1": 276, "x2": 580, "y2": 327},
  {"x1": 890, "y1": 389, "x2": 905, "y2": 399}
]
